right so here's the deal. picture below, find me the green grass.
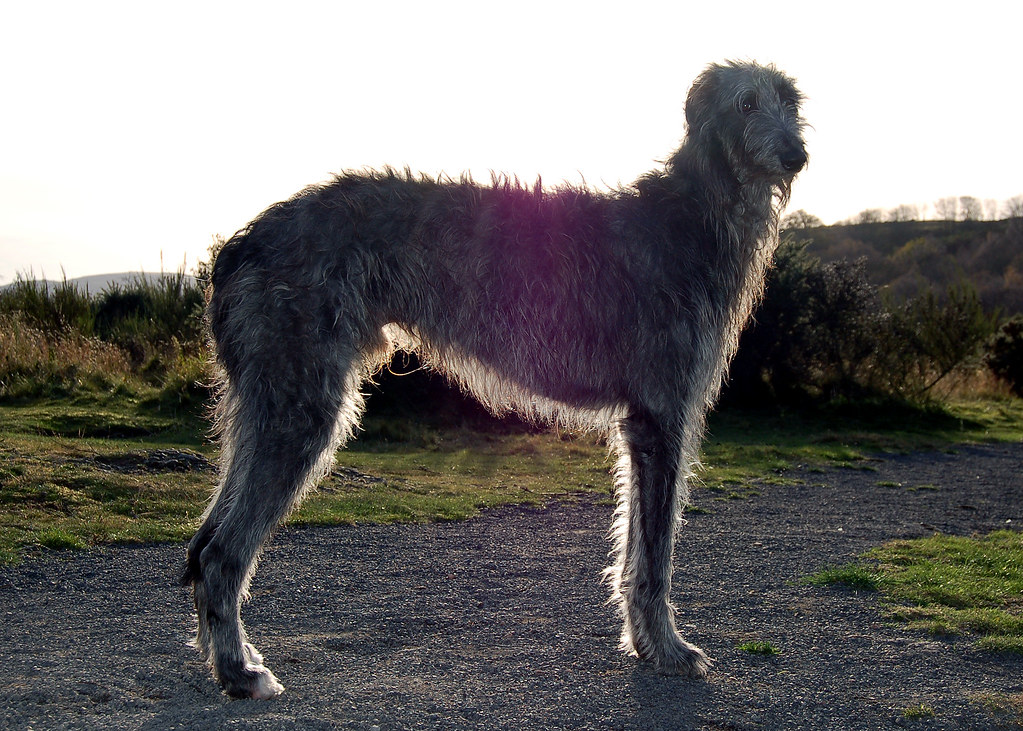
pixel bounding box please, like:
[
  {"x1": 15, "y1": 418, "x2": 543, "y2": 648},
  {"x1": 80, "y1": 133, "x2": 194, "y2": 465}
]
[
  {"x1": 737, "y1": 640, "x2": 781, "y2": 655},
  {"x1": 290, "y1": 430, "x2": 611, "y2": 526},
  {"x1": 0, "y1": 394, "x2": 613, "y2": 563},
  {"x1": 804, "y1": 564, "x2": 882, "y2": 591},
  {"x1": 807, "y1": 530, "x2": 1023, "y2": 653},
  {"x1": 1, "y1": 392, "x2": 1021, "y2": 564},
  {"x1": 697, "y1": 397, "x2": 1023, "y2": 495},
  {"x1": 0, "y1": 443, "x2": 215, "y2": 564},
  {"x1": 973, "y1": 692, "x2": 1023, "y2": 726},
  {"x1": 901, "y1": 703, "x2": 936, "y2": 720}
]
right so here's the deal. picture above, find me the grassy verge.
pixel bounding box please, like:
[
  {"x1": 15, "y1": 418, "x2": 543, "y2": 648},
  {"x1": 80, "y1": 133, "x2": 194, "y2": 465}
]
[
  {"x1": 291, "y1": 428, "x2": 611, "y2": 526},
  {"x1": 1, "y1": 394, "x2": 1021, "y2": 564},
  {"x1": 0, "y1": 394, "x2": 211, "y2": 564},
  {"x1": 0, "y1": 394, "x2": 615, "y2": 564},
  {"x1": 806, "y1": 530, "x2": 1023, "y2": 653},
  {"x1": 698, "y1": 396, "x2": 1023, "y2": 496}
]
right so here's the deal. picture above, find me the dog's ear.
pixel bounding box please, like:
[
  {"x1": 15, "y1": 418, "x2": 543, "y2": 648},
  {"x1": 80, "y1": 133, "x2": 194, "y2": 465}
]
[
  {"x1": 687, "y1": 63, "x2": 736, "y2": 145},
  {"x1": 776, "y1": 77, "x2": 804, "y2": 114},
  {"x1": 684, "y1": 65, "x2": 720, "y2": 138}
]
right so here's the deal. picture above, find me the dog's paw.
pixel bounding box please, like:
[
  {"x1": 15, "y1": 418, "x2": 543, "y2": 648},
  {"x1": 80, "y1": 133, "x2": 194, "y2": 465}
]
[
  {"x1": 620, "y1": 624, "x2": 713, "y2": 678},
  {"x1": 221, "y1": 663, "x2": 284, "y2": 700},
  {"x1": 247, "y1": 665, "x2": 285, "y2": 699},
  {"x1": 218, "y1": 647, "x2": 285, "y2": 700},
  {"x1": 653, "y1": 637, "x2": 712, "y2": 678}
]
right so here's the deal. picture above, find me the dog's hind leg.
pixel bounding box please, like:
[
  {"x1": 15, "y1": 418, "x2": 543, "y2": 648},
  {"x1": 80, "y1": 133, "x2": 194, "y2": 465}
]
[
  {"x1": 608, "y1": 408, "x2": 711, "y2": 677},
  {"x1": 184, "y1": 320, "x2": 367, "y2": 698}
]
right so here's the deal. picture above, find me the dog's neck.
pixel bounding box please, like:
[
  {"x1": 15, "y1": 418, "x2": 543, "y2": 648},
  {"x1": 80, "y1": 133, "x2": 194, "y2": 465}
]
[
  {"x1": 646, "y1": 137, "x2": 786, "y2": 404},
  {"x1": 660, "y1": 139, "x2": 782, "y2": 256}
]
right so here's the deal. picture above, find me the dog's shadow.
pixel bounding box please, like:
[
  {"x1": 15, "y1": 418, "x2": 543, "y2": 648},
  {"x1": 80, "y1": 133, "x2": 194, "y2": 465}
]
[{"x1": 626, "y1": 665, "x2": 714, "y2": 729}]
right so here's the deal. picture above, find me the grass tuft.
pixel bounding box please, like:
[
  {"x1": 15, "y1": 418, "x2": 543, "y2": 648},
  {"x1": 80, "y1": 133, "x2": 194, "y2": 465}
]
[
  {"x1": 809, "y1": 530, "x2": 1023, "y2": 652},
  {"x1": 901, "y1": 703, "x2": 936, "y2": 720},
  {"x1": 804, "y1": 564, "x2": 883, "y2": 591},
  {"x1": 973, "y1": 692, "x2": 1023, "y2": 725},
  {"x1": 737, "y1": 640, "x2": 781, "y2": 655},
  {"x1": 36, "y1": 528, "x2": 90, "y2": 551}
]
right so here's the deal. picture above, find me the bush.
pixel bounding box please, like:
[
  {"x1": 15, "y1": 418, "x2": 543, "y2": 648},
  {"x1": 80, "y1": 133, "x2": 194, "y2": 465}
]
[
  {"x1": 878, "y1": 282, "x2": 999, "y2": 396},
  {"x1": 0, "y1": 277, "x2": 94, "y2": 335},
  {"x1": 985, "y1": 316, "x2": 1023, "y2": 396},
  {"x1": 94, "y1": 272, "x2": 205, "y2": 361},
  {"x1": 727, "y1": 238, "x2": 883, "y2": 404},
  {"x1": 726, "y1": 238, "x2": 1001, "y2": 406},
  {"x1": 0, "y1": 272, "x2": 208, "y2": 406}
]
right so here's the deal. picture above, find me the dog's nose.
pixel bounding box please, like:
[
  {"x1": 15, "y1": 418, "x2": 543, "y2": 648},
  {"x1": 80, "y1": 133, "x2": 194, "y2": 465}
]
[{"x1": 780, "y1": 146, "x2": 807, "y2": 172}]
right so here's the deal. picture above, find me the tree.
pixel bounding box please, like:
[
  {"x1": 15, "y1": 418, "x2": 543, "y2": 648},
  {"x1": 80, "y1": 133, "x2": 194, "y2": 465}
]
[
  {"x1": 984, "y1": 315, "x2": 1023, "y2": 396},
  {"x1": 780, "y1": 209, "x2": 824, "y2": 229},
  {"x1": 1004, "y1": 195, "x2": 1023, "y2": 219},
  {"x1": 727, "y1": 237, "x2": 883, "y2": 403},
  {"x1": 934, "y1": 197, "x2": 959, "y2": 221},
  {"x1": 887, "y1": 204, "x2": 919, "y2": 222},
  {"x1": 855, "y1": 208, "x2": 883, "y2": 224},
  {"x1": 959, "y1": 196, "x2": 982, "y2": 221},
  {"x1": 984, "y1": 199, "x2": 1000, "y2": 221}
]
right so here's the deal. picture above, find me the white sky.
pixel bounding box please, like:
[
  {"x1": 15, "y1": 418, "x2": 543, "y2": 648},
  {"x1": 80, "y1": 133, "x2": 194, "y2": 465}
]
[{"x1": 1, "y1": 0, "x2": 1020, "y2": 283}]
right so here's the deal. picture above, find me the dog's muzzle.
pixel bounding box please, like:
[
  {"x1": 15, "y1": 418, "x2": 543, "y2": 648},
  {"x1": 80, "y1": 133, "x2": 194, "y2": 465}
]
[{"x1": 780, "y1": 144, "x2": 808, "y2": 173}]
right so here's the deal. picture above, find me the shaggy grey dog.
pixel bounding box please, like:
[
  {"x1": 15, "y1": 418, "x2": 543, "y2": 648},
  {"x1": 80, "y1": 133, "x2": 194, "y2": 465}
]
[{"x1": 183, "y1": 60, "x2": 807, "y2": 698}]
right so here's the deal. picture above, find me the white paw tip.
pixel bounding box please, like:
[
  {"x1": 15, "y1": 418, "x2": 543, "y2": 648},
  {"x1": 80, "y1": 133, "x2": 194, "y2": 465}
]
[{"x1": 249, "y1": 666, "x2": 285, "y2": 699}]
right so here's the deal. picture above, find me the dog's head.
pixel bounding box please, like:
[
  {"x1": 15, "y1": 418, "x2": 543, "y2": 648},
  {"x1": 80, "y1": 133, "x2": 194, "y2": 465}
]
[{"x1": 685, "y1": 61, "x2": 808, "y2": 186}]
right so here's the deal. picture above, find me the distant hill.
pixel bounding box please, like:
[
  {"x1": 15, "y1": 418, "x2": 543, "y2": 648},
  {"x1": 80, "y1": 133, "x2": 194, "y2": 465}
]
[
  {"x1": 1, "y1": 272, "x2": 198, "y2": 295},
  {"x1": 787, "y1": 218, "x2": 1023, "y2": 314}
]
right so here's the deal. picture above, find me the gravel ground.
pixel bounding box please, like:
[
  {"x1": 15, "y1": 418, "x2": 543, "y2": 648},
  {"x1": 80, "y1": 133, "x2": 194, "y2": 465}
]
[{"x1": 1, "y1": 441, "x2": 1021, "y2": 730}]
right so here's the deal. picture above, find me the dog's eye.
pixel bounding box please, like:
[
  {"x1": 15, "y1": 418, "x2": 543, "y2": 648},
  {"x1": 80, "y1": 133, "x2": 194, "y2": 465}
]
[{"x1": 739, "y1": 94, "x2": 758, "y2": 115}]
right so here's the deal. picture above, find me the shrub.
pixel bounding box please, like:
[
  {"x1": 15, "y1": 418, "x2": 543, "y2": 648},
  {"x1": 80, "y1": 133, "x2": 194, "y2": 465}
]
[
  {"x1": 877, "y1": 281, "x2": 1000, "y2": 397},
  {"x1": 727, "y1": 238, "x2": 883, "y2": 404},
  {"x1": 0, "y1": 272, "x2": 208, "y2": 406},
  {"x1": 985, "y1": 315, "x2": 1023, "y2": 396},
  {"x1": 0, "y1": 313, "x2": 133, "y2": 400},
  {"x1": 0, "y1": 277, "x2": 94, "y2": 335},
  {"x1": 94, "y1": 272, "x2": 205, "y2": 361},
  {"x1": 726, "y1": 239, "x2": 1001, "y2": 405}
]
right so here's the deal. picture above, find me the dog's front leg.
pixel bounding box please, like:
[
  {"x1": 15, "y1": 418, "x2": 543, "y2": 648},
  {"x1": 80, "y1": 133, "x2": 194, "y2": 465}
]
[{"x1": 609, "y1": 408, "x2": 711, "y2": 677}]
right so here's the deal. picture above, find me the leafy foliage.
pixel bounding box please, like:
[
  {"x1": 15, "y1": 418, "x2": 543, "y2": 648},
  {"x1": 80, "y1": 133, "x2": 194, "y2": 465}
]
[
  {"x1": 984, "y1": 315, "x2": 1023, "y2": 396},
  {"x1": 0, "y1": 271, "x2": 208, "y2": 405},
  {"x1": 726, "y1": 237, "x2": 1001, "y2": 405},
  {"x1": 728, "y1": 239, "x2": 882, "y2": 403},
  {"x1": 877, "y1": 283, "x2": 999, "y2": 396},
  {"x1": 797, "y1": 218, "x2": 1023, "y2": 314}
]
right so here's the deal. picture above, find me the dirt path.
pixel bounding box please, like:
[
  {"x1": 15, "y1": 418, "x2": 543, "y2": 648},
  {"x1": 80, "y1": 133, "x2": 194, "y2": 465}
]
[{"x1": 1, "y1": 442, "x2": 1021, "y2": 730}]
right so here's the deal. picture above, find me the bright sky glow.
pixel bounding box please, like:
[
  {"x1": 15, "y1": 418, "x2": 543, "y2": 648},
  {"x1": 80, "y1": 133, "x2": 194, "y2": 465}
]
[{"x1": 1, "y1": 0, "x2": 1020, "y2": 283}]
